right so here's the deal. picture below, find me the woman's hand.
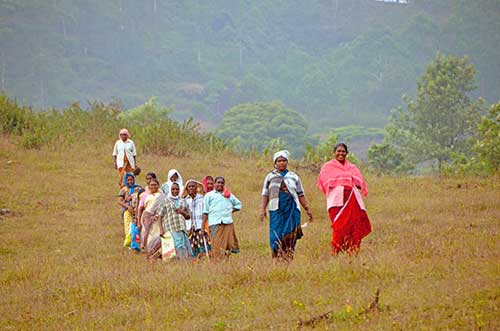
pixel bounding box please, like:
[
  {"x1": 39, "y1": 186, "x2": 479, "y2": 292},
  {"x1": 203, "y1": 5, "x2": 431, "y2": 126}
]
[
  {"x1": 259, "y1": 208, "x2": 266, "y2": 222},
  {"x1": 305, "y1": 207, "x2": 313, "y2": 222}
]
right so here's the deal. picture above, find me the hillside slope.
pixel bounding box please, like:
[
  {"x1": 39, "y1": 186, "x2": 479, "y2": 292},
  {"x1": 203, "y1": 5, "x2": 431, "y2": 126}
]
[
  {"x1": 0, "y1": 137, "x2": 499, "y2": 329},
  {"x1": 1, "y1": 0, "x2": 499, "y2": 131}
]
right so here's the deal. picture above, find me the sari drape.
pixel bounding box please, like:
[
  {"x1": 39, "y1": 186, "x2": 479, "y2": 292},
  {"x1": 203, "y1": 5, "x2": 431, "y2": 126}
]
[
  {"x1": 269, "y1": 190, "x2": 303, "y2": 259},
  {"x1": 328, "y1": 187, "x2": 371, "y2": 255}
]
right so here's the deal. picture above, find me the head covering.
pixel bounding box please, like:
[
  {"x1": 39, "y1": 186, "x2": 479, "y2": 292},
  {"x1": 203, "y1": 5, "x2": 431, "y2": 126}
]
[
  {"x1": 167, "y1": 182, "x2": 181, "y2": 205},
  {"x1": 161, "y1": 169, "x2": 184, "y2": 195},
  {"x1": 119, "y1": 128, "x2": 130, "y2": 138},
  {"x1": 202, "y1": 175, "x2": 214, "y2": 193},
  {"x1": 273, "y1": 150, "x2": 290, "y2": 164},
  {"x1": 123, "y1": 172, "x2": 137, "y2": 194},
  {"x1": 182, "y1": 179, "x2": 205, "y2": 198}
]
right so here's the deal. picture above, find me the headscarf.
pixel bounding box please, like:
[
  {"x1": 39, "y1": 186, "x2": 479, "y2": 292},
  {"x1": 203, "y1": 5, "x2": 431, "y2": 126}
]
[
  {"x1": 182, "y1": 179, "x2": 205, "y2": 198},
  {"x1": 119, "y1": 128, "x2": 130, "y2": 138},
  {"x1": 123, "y1": 172, "x2": 138, "y2": 195},
  {"x1": 273, "y1": 150, "x2": 290, "y2": 164},
  {"x1": 317, "y1": 159, "x2": 368, "y2": 197},
  {"x1": 167, "y1": 182, "x2": 181, "y2": 207},
  {"x1": 161, "y1": 169, "x2": 184, "y2": 195},
  {"x1": 202, "y1": 175, "x2": 214, "y2": 193}
]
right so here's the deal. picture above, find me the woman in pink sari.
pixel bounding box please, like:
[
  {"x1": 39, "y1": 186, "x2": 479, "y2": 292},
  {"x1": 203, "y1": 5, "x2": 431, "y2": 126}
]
[{"x1": 317, "y1": 143, "x2": 371, "y2": 255}]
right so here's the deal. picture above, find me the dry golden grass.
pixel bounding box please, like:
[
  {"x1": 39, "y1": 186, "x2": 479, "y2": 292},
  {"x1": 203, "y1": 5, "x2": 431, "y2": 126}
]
[{"x1": 1, "y1": 137, "x2": 499, "y2": 330}]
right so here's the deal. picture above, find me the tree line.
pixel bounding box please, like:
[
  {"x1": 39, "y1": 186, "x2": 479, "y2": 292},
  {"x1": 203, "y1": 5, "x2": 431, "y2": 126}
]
[{"x1": 0, "y1": 0, "x2": 499, "y2": 133}]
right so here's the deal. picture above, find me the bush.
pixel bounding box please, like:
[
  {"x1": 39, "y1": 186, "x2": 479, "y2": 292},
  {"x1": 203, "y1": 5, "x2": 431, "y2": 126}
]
[
  {"x1": 0, "y1": 93, "x2": 230, "y2": 156},
  {"x1": 0, "y1": 93, "x2": 33, "y2": 134},
  {"x1": 367, "y1": 142, "x2": 414, "y2": 174}
]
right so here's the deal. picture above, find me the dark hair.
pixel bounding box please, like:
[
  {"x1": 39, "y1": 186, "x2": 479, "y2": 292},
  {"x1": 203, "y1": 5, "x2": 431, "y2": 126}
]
[
  {"x1": 149, "y1": 178, "x2": 160, "y2": 185},
  {"x1": 334, "y1": 143, "x2": 348, "y2": 153},
  {"x1": 133, "y1": 167, "x2": 141, "y2": 176},
  {"x1": 136, "y1": 188, "x2": 146, "y2": 195},
  {"x1": 214, "y1": 176, "x2": 225, "y2": 183},
  {"x1": 146, "y1": 172, "x2": 157, "y2": 179},
  {"x1": 171, "y1": 182, "x2": 179, "y2": 188}
]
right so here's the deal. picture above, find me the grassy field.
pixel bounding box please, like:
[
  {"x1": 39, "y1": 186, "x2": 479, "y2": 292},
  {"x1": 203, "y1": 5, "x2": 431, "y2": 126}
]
[{"x1": 0, "y1": 137, "x2": 499, "y2": 330}]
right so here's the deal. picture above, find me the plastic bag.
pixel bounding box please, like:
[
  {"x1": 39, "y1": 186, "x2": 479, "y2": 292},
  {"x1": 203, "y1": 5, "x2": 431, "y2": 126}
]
[{"x1": 161, "y1": 232, "x2": 177, "y2": 260}]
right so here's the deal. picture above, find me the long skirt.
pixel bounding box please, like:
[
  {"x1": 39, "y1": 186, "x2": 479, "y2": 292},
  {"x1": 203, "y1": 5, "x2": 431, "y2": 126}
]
[
  {"x1": 144, "y1": 212, "x2": 162, "y2": 256},
  {"x1": 117, "y1": 156, "x2": 134, "y2": 187},
  {"x1": 189, "y1": 228, "x2": 211, "y2": 258},
  {"x1": 269, "y1": 191, "x2": 303, "y2": 260},
  {"x1": 123, "y1": 210, "x2": 133, "y2": 247},
  {"x1": 328, "y1": 187, "x2": 371, "y2": 255},
  {"x1": 209, "y1": 223, "x2": 240, "y2": 259}
]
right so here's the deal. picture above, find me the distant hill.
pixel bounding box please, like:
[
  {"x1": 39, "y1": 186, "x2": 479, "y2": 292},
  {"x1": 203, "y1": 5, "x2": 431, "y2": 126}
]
[{"x1": 1, "y1": 0, "x2": 499, "y2": 132}]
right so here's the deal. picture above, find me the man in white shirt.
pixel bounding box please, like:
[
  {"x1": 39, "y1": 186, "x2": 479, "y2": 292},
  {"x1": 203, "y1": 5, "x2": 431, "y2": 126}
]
[{"x1": 112, "y1": 128, "x2": 137, "y2": 187}]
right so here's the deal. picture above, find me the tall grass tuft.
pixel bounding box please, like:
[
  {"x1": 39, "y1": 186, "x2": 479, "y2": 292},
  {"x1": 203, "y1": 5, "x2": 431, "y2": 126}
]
[{"x1": 0, "y1": 94, "x2": 230, "y2": 156}]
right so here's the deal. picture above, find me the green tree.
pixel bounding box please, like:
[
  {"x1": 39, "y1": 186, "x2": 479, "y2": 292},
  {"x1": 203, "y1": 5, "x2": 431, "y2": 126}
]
[
  {"x1": 217, "y1": 101, "x2": 308, "y2": 154},
  {"x1": 304, "y1": 132, "x2": 339, "y2": 165},
  {"x1": 367, "y1": 142, "x2": 414, "y2": 174},
  {"x1": 119, "y1": 97, "x2": 171, "y2": 127},
  {"x1": 387, "y1": 53, "x2": 484, "y2": 173},
  {"x1": 475, "y1": 102, "x2": 500, "y2": 173}
]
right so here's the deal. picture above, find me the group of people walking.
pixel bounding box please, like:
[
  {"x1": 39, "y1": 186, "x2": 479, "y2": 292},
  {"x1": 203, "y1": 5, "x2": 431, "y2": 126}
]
[{"x1": 113, "y1": 128, "x2": 372, "y2": 262}]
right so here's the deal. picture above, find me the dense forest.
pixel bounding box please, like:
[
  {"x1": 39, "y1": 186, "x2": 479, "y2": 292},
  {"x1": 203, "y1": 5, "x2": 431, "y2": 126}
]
[{"x1": 1, "y1": 0, "x2": 499, "y2": 134}]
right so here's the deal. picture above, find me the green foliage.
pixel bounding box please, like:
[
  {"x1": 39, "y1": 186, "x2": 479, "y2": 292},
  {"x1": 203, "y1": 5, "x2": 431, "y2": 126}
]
[
  {"x1": 1, "y1": 1, "x2": 499, "y2": 134},
  {"x1": 217, "y1": 101, "x2": 308, "y2": 154},
  {"x1": 441, "y1": 153, "x2": 486, "y2": 177},
  {"x1": 119, "y1": 97, "x2": 171, "y2": 127},
  {"x1": 304, "y1": 131, "x2": 362, "y2": 170},
  {"x1": 305, "y1": 132, "x2": 339, "y2": 165},
  {"x1": 367, "y1": 142, "x2": 414, "y2": 174},
  {"x1": 334, "y1": 126, "x2": 385, "y2": 142},
  {"x1": 0, "y1": 93, "x2": 34, "y2": 134},
  {"x1": 475, "y1": 102, "x2": 500, "y2": 173},
  {"x1": 0, "y1": 94, "x2": 229, "y2": 156},
  {"x1": 386, "y1": 53, "x2": 485, "y2": 173}
]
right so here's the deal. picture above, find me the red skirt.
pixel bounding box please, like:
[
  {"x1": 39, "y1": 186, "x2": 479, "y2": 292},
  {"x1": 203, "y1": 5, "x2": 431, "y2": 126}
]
[{"x1": 328, "y1": 187, "x2": 371, "y2": 255}]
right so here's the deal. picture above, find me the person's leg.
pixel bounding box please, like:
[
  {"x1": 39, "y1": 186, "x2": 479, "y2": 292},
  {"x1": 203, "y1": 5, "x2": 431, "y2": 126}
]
[
  {"x1": 209, "y1": 225, "x2": 224, "y2": 260},
  {"x1": 123, "y1": 210, "x2": 133, "y2": 247},
  {"x1": 227, "y1": 223, "x2": 240, "y2": 254}
]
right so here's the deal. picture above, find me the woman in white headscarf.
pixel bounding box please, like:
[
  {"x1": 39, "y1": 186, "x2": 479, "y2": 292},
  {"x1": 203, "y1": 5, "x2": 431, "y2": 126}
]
[
  {"x1": 160, "y1": 169, "x2": 184, "y2": 195},
  {"x1": 259, "y1": 150, "x2": 313, "y2": 261}
]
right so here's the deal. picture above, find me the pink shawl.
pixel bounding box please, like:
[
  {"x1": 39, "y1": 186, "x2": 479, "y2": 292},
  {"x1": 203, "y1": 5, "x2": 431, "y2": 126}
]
[{"x1": 317, "y1": 159, "x2": 368, "y2": 197}]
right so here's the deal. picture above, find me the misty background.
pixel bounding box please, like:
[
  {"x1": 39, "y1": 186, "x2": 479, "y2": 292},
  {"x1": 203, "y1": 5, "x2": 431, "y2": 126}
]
[{"x1": 1, "y1": 1, "x2": 499, "y2": 143}]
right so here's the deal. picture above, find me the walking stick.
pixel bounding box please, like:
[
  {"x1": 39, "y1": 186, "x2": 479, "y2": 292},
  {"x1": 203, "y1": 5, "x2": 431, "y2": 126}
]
[{"x1": 202, "y1": 233, "x2": 210, "y2": 260}]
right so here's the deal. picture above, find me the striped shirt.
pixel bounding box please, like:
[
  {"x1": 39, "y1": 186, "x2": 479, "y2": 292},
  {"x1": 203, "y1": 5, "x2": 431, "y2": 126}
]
[
  {"x1": 262, "y1": 170, "x2": 304, "y2": 211},
  {"x1": 184, "y1": 193, "x2": 204, "y2": 230}
]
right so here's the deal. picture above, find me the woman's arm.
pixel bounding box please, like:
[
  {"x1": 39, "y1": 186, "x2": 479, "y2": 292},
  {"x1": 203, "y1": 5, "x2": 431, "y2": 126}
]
[
  {"x1": 298, "y1": 195, "x2": 313, "y2": 222},
  {"x1": 175, "y1": 207, "x2": 190, "y2": 219},
  {"x1": 202, "y1": 213, "x2": 208, "y2": 232},
  {"x1": 118, "y1": 196, "x2": 129, "y2": 209},
  {"x1": 137, "y1": 205, "x2": 145, "y2": 227},
  {"x1": 259, "y1": 195, "x2": 269, "y2": 222}
]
